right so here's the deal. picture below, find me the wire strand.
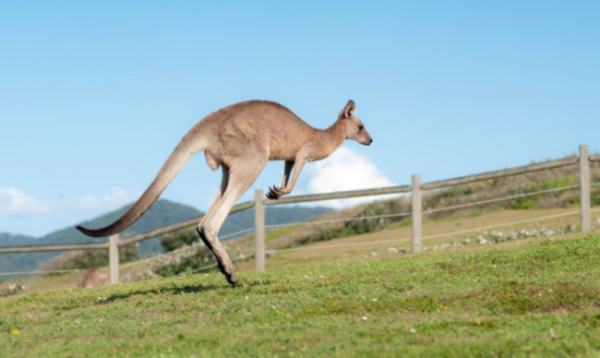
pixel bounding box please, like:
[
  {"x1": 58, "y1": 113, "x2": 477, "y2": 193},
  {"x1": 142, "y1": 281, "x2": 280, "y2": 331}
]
[
  {"x1": 0, "y1": 268, "x2": 83, "y2": 277},
  {"x1": 424, "y1": 185, "x2": 580, "y2": 214},
  {"x1": 268, "y1": 208, "x2": 600, "y2": 254},
  {"x1": 265, "y1": 211, "x2": 412, "y2": 229}
]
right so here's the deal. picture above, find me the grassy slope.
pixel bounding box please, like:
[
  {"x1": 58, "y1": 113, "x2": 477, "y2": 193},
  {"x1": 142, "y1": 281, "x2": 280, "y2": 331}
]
[
  {"x1": 2, "y1": 235, "x2": 600, "y2": 357},
  {"x1": 13, "y1": 206, "x2": 591, "y2": 293},
  {"x1": 239, "y1": 207, "x2": 588, "y2": 270}
]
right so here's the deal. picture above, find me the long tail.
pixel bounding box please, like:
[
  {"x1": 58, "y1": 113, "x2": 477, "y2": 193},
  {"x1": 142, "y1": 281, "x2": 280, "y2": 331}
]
[{"x1": 76, "y1": 139, "x2": 199, "y2": 238}]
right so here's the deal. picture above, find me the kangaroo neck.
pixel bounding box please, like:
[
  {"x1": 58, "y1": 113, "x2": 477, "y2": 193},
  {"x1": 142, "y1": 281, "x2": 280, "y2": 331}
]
[{"x1": 310, "y1": 119, "x2": 346, "y2": 160}]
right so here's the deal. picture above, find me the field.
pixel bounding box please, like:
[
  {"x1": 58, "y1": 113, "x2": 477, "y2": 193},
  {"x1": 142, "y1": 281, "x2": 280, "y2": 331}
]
[
  {"x1": 2, "y1": 233, "x2": 600, "y2": 357},
  {"x1": 13, "y1": 207, "x2": 590, "y2": 293},
  {"x1": 243, "y1": 207, "x2": 587, "y2": 270}
]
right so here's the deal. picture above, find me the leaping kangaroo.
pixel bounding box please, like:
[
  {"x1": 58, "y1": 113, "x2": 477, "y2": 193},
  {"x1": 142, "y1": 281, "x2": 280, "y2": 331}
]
[{"x1": 76, "y1": 100, "x2": 373, "y2": 285}]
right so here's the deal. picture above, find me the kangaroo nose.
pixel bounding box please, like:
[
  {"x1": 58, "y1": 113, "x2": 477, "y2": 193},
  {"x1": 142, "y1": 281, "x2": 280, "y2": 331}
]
[{"x1": 368, "y1": 138, "x2": 373, "y2": 145}]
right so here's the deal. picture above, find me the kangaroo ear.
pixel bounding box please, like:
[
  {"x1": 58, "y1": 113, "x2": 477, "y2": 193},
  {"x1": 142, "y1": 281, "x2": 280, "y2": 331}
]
[{"x1": 340, "y1": 99, "x2": 356, "y2": 119}]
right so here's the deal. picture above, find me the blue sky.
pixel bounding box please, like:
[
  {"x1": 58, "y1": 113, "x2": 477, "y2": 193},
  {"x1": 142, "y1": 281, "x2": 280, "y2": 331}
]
[{"x1": 1, "y1": 1, "x2": 599, "y2": 236}]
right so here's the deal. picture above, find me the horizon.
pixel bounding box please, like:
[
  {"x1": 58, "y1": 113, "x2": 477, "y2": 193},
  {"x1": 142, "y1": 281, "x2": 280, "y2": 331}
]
[
  {"x1": 0, "y1": 148, "x2": 588, "y2": 239},
  {"x1": 1, "y1": 1, "x2": 599, "y2": 236}
]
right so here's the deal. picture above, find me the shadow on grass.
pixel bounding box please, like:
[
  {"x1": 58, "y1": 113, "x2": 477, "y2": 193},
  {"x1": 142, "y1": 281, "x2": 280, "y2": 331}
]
[{"x1": 100, "y1": 279, "x2": 272, "y2": 304}]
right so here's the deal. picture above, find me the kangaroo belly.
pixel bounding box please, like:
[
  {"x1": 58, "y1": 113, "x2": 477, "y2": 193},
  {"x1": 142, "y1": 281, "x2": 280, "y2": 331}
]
[{"x1": 268, "y1": 144, "x2": 300, "y2": 161}]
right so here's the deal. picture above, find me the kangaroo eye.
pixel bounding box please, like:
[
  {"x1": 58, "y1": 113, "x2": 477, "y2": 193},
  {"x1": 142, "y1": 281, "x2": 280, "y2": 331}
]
[{"x1": 358, "y1": 125, "x2": 364, "y2": 130}]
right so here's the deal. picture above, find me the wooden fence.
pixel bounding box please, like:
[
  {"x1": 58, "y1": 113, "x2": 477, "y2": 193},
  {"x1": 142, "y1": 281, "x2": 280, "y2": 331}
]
[{"x1": 1, "y1": 145, "x2": 598, "y2": 284}]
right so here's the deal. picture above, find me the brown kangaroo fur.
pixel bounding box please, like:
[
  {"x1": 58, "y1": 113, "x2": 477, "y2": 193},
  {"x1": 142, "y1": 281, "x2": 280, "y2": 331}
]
[
  {"x1": 76, "y1": 99, "x2": 372, "y2": 285},
  {"x1": 77, "y1": 268, "x2": 108, "y2": 288}
]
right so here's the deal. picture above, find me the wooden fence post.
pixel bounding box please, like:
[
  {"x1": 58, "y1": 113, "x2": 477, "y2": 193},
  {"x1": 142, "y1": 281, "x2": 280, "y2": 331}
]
[
  {"x1": 255, "y1": 189, "x2": 266, "y2": 272},
  {"x1": 108, "y1": 234, "x2": 120, "y2": 284},
  {"x1": 411, "y1": 174, "x2": 423, "y2": 253},
  {"x1": 579, "y1": 145, "x2": 591, "y2": 233}
]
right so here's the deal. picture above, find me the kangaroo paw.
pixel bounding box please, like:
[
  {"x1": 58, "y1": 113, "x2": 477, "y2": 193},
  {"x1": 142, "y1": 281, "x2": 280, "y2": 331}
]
[{"x1": 266, "y1": 185, "x2": 283, "y2": 200}]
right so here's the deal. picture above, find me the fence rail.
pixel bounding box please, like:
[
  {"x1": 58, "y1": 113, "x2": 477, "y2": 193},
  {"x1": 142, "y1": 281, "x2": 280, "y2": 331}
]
[
  {"x1": 0, "y1": 242, "x2": 107, "y2": 254},
  {"x1": 264, "y1": 185, "x2": 412, "y2": 206},
  {"x1": 421, "y1": 157, "x2": 578, "y2": 191},
  {"x1": 1, "y1": 145, "x2": 597, "y2": 284}
]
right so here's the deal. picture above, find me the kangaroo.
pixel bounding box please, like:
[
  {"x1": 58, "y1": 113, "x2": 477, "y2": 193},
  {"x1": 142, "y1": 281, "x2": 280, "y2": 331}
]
[{"x1": 76, "y1": 99, "x2": 372, "y2": 285}]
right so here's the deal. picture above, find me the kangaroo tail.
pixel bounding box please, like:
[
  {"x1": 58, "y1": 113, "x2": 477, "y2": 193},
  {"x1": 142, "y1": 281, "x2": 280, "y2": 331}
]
[{"x1": 76, "y1": 139, "x2": 199, "y2": 238}]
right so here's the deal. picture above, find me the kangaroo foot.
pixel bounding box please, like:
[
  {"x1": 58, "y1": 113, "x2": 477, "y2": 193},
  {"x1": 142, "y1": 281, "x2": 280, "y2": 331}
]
[
  {"x1": 214, "y1": 256, "x2": 238, "y2": 287},
  {"x1": 212, "y1": 254, "x2": 238, "y2": 286},
  {"x1": 226, "y1": 273, "x2": 238, "y2": 287},
  {"x1": 197, "y1": 226, "x2": 238, "y2": 286}
]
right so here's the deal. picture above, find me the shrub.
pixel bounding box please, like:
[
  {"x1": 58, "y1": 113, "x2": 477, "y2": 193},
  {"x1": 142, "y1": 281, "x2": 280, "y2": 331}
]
[
  {"x1": 161, "y1": 229, "x2": 199, "y2": 252},
  {"x1": 40, "y1": 244, "x2": 139, "y2": 272}
]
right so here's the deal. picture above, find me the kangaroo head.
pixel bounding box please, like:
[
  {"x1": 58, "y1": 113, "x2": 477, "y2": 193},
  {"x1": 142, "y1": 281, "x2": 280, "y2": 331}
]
[{"x1": 339, "y1": 100, "x2": 373, "y2": 146}]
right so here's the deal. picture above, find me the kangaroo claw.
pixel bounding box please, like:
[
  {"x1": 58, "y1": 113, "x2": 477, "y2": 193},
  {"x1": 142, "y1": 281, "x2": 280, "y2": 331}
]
[
  {"x1": 226, "y1": 273, "x2": 238, "y2": 287},
  {"x1": 266, "y1": 185, "x2": 283, "y2": 200}
]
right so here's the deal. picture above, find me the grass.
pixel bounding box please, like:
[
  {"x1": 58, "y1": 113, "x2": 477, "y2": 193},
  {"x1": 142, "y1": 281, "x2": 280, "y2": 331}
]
[
  {"x1": 238, "y1": 207, "x2": 589, "y2": 270},
  {"x1": 2, "y1": 234, "x2": 600, "y2": 357},
  {"x1": 9, "y1": 206, "x2": 594, "y2": 294}
]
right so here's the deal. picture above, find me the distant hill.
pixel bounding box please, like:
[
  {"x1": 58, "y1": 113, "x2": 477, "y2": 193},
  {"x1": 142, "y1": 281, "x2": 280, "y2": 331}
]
[
  {"x1": 0, "y1": 199, "x2": 202, "y2": 278},
  {"x1": 0, "y1": 233, "x2": 37, "y2": 247},
  {"x1": 0, "y1": 233, "x2": 40, "y2": 276},
  {"x1": 33, "y1": 199, "x2": 205, "y2": 250},
  {"x1": 0, "y1": 199, "x2": 330, "y2": 280},
  {"x1": 225, "y1": 206, "x2": 331, "y2": 233}
]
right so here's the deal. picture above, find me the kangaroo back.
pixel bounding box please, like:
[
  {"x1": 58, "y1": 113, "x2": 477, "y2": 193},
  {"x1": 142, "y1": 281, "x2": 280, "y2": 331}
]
[{"x1": 76, "y1": 140, "x2": 197, "y2": 238}]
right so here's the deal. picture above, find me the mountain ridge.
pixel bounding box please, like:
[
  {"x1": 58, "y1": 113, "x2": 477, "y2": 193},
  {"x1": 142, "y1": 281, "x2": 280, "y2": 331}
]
[{"x1": 0, "y1": 198, "x2": 330, "y2": 279}]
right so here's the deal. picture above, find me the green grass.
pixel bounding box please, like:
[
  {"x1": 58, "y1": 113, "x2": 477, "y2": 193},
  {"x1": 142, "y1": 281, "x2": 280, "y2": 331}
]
[{"x1": 2, "y1": 235, "x2": 600, "y2": 357}]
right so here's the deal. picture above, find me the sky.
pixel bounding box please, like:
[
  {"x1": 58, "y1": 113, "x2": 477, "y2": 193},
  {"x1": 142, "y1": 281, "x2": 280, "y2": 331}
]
[{"x1": 0, "y1": 1, "x2": 599, "y2": 236}]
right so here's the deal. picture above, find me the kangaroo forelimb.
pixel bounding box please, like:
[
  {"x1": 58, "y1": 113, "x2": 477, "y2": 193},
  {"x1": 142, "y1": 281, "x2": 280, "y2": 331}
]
[{"x1": 267, "y1": 158, "x2": 306, "y2": 200}]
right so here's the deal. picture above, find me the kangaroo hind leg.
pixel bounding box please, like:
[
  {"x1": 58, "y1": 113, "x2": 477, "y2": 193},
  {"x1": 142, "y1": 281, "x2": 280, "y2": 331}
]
[
  {"x1": 196, "y1": 165, "x2": 230, "y2": 281},
  {"x1": 197, "y1": 156, "x2": 267, "y2": 285}
]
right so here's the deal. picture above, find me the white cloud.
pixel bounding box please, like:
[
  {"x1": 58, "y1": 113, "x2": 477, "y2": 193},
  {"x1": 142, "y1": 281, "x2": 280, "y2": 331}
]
[
  {"x1": 0, "y1": 187, "x2": 140, "y2": 236},
  {"x1": 306, "y1": 147, "x2": 394, "y2": 208},
  {"x1": 0, "y1": 187, "x2": 138, "y2": 218},
  {"x1": 58, "y1": 187, "x2": 139, "y2": 213},
  {"x1": 0, "y1": 188, "x2": 49, "y2": 215}
]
